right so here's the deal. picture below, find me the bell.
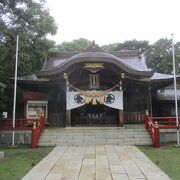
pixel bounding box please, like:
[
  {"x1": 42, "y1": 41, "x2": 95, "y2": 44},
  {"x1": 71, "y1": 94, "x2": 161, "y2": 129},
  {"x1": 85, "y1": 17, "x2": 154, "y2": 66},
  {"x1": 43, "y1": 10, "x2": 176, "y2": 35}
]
[{"x1": 92, "y1": 97, "x2": 97, "y2": 105}]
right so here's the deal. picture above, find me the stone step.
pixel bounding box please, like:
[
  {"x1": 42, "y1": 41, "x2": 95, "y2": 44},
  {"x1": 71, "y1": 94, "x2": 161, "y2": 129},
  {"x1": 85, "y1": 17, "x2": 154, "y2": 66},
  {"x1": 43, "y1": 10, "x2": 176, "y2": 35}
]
[
  {"x1": 38, "y1": 139, "x2": 152, "y2": 146},
  {"x1": 43, "y1": 128, "x2": 148, "y2": 132},
  {"x1": 38, "y1": 127, "x2": 152, "y2": 146},
  {"x1": 40, "y1": 134, "x2": 151, "y2": 140},
  {"x1": 40, "y1": 133, "x2": 150, "y2": 138},
  {"x1": 39, "y1": 136, "x2": 152, "y2": 141},
  {"x1": 41, "y1": 131, "x2": 149, "y2": 135},
  {"x1": 42, "y1": 129, "x2": 149, "y2": 134}
]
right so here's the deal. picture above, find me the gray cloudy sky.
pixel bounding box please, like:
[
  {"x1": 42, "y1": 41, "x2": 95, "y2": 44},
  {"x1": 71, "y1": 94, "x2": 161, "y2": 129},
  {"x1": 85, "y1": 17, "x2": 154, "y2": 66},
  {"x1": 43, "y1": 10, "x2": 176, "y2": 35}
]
[{"x1": 46, "y1": 0, "x2": 180, "y2": 45}]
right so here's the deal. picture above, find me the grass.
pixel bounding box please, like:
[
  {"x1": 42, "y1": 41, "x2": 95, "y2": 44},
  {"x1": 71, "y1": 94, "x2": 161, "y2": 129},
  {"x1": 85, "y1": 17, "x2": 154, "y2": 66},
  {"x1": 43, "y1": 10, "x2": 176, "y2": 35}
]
[
  {"x1": 0, "y1": 145, "x2": 53, "y2": 180},
  {"x1": 138, "y1": 144, "x2": 180, "y2": 180}
]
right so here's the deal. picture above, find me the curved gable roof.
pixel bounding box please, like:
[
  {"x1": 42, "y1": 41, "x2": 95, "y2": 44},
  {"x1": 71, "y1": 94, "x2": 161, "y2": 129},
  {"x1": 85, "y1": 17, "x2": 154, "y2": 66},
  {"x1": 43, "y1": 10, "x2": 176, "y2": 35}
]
[{"x1": 37, "y1": 51, "x2": 153, "y2": 77}]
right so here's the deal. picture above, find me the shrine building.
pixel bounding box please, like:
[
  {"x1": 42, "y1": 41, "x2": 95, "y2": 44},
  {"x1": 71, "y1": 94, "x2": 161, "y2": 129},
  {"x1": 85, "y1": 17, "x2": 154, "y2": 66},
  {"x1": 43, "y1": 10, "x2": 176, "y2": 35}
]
[{"x1": 17, "y1": 43, "x2": 178, "y2": 127}]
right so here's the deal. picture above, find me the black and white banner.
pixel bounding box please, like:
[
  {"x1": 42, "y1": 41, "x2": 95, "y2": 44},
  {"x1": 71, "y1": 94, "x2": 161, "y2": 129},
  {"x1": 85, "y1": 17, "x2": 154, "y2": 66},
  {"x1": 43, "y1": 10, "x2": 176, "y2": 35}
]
[
  {"x1": 66, "y1": 92, "x2": 85, "y2": 110},
  {"x1": 104, "y1": 91, "x2": 123, "y2": 110},
  {"x1": 66, "y1": 91, "x2": 123, "y2": 110}
]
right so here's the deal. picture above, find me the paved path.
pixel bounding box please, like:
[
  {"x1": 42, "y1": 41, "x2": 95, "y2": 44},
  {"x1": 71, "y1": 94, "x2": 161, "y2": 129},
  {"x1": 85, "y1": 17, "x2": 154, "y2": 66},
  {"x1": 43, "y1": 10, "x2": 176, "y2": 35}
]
[{"x1": 22, "y1": 146, "x2": 170, "y2": 180}]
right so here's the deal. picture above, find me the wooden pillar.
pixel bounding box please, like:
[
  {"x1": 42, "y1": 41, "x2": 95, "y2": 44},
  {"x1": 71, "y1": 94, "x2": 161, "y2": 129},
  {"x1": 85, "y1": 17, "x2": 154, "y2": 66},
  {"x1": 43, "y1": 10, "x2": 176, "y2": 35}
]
[
  {"x1": 148, "y1": 84, "x2": 153, "y2": 116},
  {"x1": 66, "y1": 110, "x2": 71, "y2": 126},
  {"x1": 119, "y1": 77, "x2": 124, "y2": 126},
  {"x1": 64, "y1": 73, "x2": 71, "y2": 127},
  {"x1": 119, "y1": 110, "x2": 124, "y2": 126}
]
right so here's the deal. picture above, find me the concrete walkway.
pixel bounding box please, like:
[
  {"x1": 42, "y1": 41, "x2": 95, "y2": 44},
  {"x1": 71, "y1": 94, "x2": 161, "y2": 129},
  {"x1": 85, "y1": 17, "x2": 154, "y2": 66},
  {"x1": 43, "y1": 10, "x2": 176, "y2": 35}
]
[{"x1": 22, "y1": 146, "x2": 170, "y2": 180}]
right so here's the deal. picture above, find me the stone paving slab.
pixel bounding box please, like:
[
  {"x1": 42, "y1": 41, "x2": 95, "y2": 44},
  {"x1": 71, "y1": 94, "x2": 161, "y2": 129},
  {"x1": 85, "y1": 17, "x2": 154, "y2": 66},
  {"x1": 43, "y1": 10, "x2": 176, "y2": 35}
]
[{"x1": 22, "y1": 145, "x2": 171, "y2": 180}]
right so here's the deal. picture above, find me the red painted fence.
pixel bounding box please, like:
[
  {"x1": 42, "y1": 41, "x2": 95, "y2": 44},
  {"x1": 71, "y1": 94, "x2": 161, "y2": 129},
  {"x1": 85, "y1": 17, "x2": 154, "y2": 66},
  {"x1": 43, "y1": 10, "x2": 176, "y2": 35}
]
[
  {"x1": 152, "y1": 117, "x2": 180, "y2": 129},
  {"x1": 0, "y1": 116, "x2": 45, "y2": 148},
  {"x1": 144, "y1": 112, "x2": 160, "y2": 148},
  {"x1": 31, "y1": 116, "x2": 45, "y2": 148},
  {"x1": 144, "y1": 111, "x2": 180, "y2": 148}
]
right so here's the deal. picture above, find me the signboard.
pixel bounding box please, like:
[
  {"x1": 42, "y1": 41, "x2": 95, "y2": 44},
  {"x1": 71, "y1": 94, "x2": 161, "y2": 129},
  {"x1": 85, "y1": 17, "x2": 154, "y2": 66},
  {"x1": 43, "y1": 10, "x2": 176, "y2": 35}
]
[
  {"x1": 26, "y1": 100, "x2": 48, "y2": 119},
  {"x1": 2, "y1": 112, "x2": 8, "y2": 118}
]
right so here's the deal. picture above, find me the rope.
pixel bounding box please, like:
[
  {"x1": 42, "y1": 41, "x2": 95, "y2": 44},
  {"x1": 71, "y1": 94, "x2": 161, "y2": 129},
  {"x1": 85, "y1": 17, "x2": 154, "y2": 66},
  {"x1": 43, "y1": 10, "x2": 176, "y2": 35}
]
[
  {"x1": 70, "y1": 83, "x2": 119, "y2": 97},
  {"x1": 65, "y1": 74, "x2": 120, "y2": 105}
]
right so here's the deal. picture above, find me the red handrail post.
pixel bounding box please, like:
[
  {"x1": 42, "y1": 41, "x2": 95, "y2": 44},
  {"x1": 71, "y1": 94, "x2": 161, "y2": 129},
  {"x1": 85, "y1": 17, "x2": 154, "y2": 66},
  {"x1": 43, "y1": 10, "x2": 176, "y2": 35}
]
[
  {"x1": 31, "y1": 122, "x2": 37, "y2": 148},
  {"x1": 144, "y1": 110, "x2": 149, "y2": 129},
  {"x1": 154, "y1": 121, "x2": 160, "y2": 148},
  {"x1": 31, "y1": 116, "x2": 45, "y2": 148}
]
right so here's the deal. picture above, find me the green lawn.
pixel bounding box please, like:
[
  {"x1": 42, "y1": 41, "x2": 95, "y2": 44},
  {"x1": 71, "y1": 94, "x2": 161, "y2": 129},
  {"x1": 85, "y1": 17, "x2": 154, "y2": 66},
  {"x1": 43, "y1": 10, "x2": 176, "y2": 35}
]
[
  {"x1": 138, "y1": 144, "x2": 180, "y2": 180},
  {"x1": 0, "y1": 145, "x2": 53, "y2": 180}
]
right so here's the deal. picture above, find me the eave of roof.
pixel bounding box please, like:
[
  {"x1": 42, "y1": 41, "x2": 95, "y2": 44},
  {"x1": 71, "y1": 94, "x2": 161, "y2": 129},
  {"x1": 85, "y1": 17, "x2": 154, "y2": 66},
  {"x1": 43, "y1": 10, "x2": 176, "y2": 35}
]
[
  {"x1": 37, "y1": 52, "x2": 153, "y2": 77},
  {"x1": 22, "y1": 91, "x2": 48, "y2": 100},
  {"x1": 151, "y1": 72, "x2": 180, "y2": 82},
  {"x1": 17, "y1": 74, "x2": 49, "y2": 82},
  {"x1": 157, "y1": 89, "x2": 180, "y2": 101}
]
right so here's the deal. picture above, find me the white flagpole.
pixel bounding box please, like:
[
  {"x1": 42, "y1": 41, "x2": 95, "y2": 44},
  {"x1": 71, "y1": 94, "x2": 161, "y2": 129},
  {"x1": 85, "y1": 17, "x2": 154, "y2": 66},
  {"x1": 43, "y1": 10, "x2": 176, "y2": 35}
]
[
  {"x1": 12, "y1": 35, "x2": 19, "y2": 146},
  {"x1": 172, "y1": 34, "x2": 180, "y2": 146}
]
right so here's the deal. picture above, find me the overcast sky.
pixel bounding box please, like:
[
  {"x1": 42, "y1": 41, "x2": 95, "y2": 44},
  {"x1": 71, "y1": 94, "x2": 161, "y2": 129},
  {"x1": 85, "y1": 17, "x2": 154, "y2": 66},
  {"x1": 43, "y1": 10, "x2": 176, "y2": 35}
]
[{"x1": 46, "y1": 0, "x2": 180, "y2": 45}]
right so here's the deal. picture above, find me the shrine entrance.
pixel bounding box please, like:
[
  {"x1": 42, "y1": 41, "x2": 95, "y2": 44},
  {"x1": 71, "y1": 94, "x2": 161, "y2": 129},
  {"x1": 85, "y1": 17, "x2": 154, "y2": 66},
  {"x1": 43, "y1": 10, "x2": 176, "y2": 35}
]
[
  {"x1": 65, "y1": 62, "x2": 124, "y2": 127},
  {"x1": 71, "y1": 104, "x2": 119, "y2": 126}
]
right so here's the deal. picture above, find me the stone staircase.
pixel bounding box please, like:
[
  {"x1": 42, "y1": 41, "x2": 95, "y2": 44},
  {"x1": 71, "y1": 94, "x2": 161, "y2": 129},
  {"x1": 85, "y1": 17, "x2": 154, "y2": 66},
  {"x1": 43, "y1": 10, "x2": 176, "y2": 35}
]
[{"x1": 38, "y1": 125, "x2": 152, "y2": 146}]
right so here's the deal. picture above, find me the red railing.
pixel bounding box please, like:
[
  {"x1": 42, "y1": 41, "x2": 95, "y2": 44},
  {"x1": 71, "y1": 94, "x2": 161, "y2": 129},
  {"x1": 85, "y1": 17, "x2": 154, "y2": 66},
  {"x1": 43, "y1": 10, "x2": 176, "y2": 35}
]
[
  {"x1": 31, "y1": 116, "x2": 45, "y2": 148},
  {"x1": 144, "y1": 111, "x2": 180, "y2": 148},
  {"x1": 144, "y1": 112, "x2": 160, "y2": 148},
  {"x1": 0, "y1": 116, "x2": 45, "y2": 148},
  {"x1": 0, "y1": 118, "x2": 38, "y2": 130},
  {"x1": 151, "y1": 117, "x2": 180, "y2": 129}
]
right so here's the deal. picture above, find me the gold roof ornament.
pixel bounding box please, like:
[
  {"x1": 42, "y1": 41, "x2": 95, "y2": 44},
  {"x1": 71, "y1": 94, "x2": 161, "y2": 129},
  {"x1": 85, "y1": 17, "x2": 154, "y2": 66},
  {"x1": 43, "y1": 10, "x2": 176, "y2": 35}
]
[
  {"x1": 84, "y1": 63, "x2": 104, "y2": 73},
  {"x1": 84, "y1": 63, "x2": 104, "y2": 68}
]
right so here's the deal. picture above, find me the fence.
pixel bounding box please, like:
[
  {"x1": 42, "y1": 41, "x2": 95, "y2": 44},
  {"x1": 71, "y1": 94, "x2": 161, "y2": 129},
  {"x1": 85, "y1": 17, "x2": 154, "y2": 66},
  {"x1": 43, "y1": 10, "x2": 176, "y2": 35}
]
[
  {"x1": 144, "y1": 110, "x2": 180, "y2": 148},
  {"x1": 0, "y1": 116, "x2": 45, "y2": 148}
]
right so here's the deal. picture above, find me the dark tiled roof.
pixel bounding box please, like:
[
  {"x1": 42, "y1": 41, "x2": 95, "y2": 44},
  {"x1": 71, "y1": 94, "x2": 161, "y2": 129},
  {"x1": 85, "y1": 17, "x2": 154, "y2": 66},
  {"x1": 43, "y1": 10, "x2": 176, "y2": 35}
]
[
  {"x1": 151, "y1": 72, "x2": 180, "y2": 82},
  {"x1": 22, "y1": 91, "x2": 48, "y2": 100},
  {"x1": 157, "y1": 84, "x2": 180, "y2": 101},
  {"x1": 17, "y1": 44, "x2": 179, "y2": 83},
  {"x1": 39, "y1": 51, "x2": 152, "y2": 77},
  {"x1": 42, "y1": 49, "x2": 143, "y2": 72},
  {"x1": 47, "y1": 49, "x2": 140, "y2": 60},
  {"x1": 17, "y1": 74, "x2": 49, "y2": 82}
]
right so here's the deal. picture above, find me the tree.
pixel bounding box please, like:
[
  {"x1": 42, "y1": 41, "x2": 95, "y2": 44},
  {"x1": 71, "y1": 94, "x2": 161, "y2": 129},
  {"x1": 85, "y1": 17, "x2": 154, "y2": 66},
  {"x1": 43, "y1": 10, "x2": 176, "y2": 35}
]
[
  {"x1": 101, "y1": 43, "x2": 119, "y2": 51},
  {"x1": 101, "y1": 39, "x2": 149, "y2": 51},
  {"x1": 55, "y1": 38, "x2": 91, "y2": 52},
  {"x1": 0, "y1": 88, "x2": 8, "y2": 116},
  {"x1": 0, "y1": 0, "x2": 57, "y2": 115},
  {"x1": 145, "y1": 38, "x2": 180, "y2": 74},
  {"x1": 0, "y1": 0, "x2": 57, "y2": 83},
  {"x1": 102, "y1": 38, "x2": 180, "y2": 74}
]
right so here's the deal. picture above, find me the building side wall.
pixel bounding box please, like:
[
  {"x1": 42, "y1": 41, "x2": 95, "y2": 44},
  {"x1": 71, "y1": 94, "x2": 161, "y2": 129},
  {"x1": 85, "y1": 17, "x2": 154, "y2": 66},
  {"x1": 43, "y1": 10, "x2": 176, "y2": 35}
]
[{"x1": 48, "y1": 81, "x2": 66, "y2": 127}]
